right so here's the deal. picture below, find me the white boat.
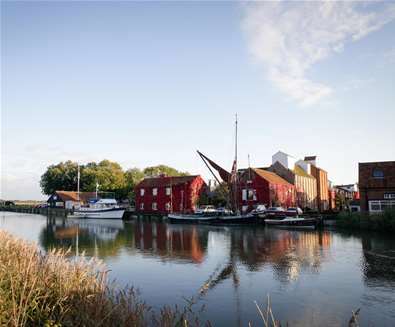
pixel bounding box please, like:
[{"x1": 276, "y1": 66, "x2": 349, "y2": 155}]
[{"x1": 71, "y1": 198, "x2": 125, "y2": 219}]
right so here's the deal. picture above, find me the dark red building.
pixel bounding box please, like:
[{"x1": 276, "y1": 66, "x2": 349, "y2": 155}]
[
  {"x1": 359, "y1": 161, "x2": 395, "y2": 212},
  {"x1": 238, "y1": 168, "x2": 296, "y2": 212},
  {"x1": 135, "y1": 175, "x2": 206, "y2": 214}
]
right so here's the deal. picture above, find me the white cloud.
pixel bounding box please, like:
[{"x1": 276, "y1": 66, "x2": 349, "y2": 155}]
[{"x1": 242, "y1": 1, "x2": 395, "y2": 106}]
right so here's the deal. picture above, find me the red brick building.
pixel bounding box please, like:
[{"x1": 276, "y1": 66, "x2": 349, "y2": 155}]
[
  {"x1": 359, "y1": 161, "x2": 395, "y2": 212},
  {"x1": 135, "y1": 175, "x2": 206, "y2": 214},
  {"x1": 238, "y1": 168, "x2": 296, "y2": 212}
]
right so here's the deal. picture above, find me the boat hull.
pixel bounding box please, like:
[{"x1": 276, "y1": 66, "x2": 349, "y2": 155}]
[
  {"x1": 71, "y1": 208, "x2": 125, "y2": 219},
  {"x1": 216, "y1": 215, "x2": 258, "y2": 224},
  {"x1": 167, "y1": 213, "x2": 218, "y2": 223},
  {"x1": 265, "y1": 217, "x2": 317, "y2": 229}
]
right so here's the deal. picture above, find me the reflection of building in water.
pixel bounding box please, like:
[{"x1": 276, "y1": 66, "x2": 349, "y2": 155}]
[
  {"x1": 361, "y1": 234, "x2": 395, "y2": 284},
  {"x1": 39, "y1": 218, "x2": 135, "y2": 258},
  {"x1": 133, "y1": 221, "x2": 208, "y2": 264},
  {"x1": 230, "y1": 229, "x2": 332, "y2": 282}
]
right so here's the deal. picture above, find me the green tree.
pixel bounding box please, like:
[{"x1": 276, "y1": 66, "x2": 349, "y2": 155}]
[
  {"x1": 82, "y1": 160, "x2": 126, "y2": 198},
  {"x1": 122, "y1": 168, "x2": 145, "y2": 203},
  {"x1": 40, "y1": 161, "x2": 79, "y2": 195},
  {"x1": 143, "y1": 165, "x2": 189, "y2": 177}
]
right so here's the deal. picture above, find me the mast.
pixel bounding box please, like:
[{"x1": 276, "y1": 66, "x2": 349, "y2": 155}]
[
  {"x1": 77, "y1": 164, "x2": 80, "y2": 201},
  {"x1": 233, "y1": 114, "x2": 239, "y2": 214}
]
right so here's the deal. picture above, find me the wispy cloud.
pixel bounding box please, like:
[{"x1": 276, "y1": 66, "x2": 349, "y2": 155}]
[{"x1": 242, "y1": 1, "x2": 395, "y2": 106}]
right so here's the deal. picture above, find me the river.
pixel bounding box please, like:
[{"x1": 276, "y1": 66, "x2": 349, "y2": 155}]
[{"x1": 1, "y1": 211, "x2": 395, "y2": 326}]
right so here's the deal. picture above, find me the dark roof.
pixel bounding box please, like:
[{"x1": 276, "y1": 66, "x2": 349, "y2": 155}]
[
  {"x1": 53, "y1": 191, "x2": 97, "y2": 202},
  {"x1": 253, "y1": 168, "x2": 293, "y2": 186},
  {"x1": 136, "y1": 175, "x2": 202, "y2": 188},
  {"x1": 304, "y1": 156, "x2": 317, "y2": 161}
]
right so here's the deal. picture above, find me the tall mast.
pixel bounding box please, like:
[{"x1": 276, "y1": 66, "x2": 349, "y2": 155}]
[
  {"x1": 235, "y1": 113, "x2": 238, "y2": 165},
  {"x1": 77, "y1": 164, "x2": 80, "y2": 201},
  {"x1": 234, "y1": 114, "x2": 238, "y2": 213}
]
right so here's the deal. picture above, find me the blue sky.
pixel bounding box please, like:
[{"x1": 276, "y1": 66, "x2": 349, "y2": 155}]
[{"x1": 1, "y1": 1, "x2": 395, "y2": 200}]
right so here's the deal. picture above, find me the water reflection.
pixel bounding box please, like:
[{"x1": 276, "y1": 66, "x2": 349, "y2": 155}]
[
  {"x1": 39, "y1": 218, "x2": 335, "y2": 283},
  {"x1": 39, "y1": 218, "x2": 135, "y2": 258},
  {"x1": 361, "y1": 233, "x2": 395, "y2": 284},
  {"x1": 3, "y1": 212, "x2": 395, "y2": 326}
]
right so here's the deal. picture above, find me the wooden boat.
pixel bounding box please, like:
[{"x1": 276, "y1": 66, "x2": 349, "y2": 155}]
[
  {"x1": 167, "y1": 213, "x2": 218, "y2": 224},
  {"x1": 216, "y1": 212, "x2": 257, "y2": 224},
  {"x1": 265, "y1": 217, "x2": 318, "y2": 229}
]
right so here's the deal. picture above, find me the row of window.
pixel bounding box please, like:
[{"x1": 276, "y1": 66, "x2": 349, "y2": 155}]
[
  {"x1": 139, "y1": 202, "x2": 172, "y2": 211},
  {"x1": 369, "y1": 200, "x2": 395, "y2": 212},
  {"x1": 140, "y1": 187, "x2": 172, "y2": 197}
]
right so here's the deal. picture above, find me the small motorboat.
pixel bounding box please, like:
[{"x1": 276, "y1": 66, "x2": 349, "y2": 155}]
[
  {"x1": 265, "y1": 216, "x2": 318, "y2": 229},
  {"x1": 265, "y1": 206, "x2": 287, "y2": 218}
]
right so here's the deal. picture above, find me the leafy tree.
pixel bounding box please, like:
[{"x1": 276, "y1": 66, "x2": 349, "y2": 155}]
[
  {"x1": 143, "y1": 165, "x2": 189, "y2": 178},
  {"x1": 40, "y1": 161, "x2": 79, "y2": 195},
  {"x1": 198, "y1": 183, "x2": 229, "y2": 207},
  {"x1": 81, "y1": 160, "x2": 126, "y2": 198},
  {"x1": 122, "y1": 168, "x2": 145, "y2": 203}
]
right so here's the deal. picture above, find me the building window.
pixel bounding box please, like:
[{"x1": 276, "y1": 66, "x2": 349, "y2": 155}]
[
  {"x1": 165, "y1": 202, "x2": 171, "y2": 211},
  {"x1": 140, "y1": 203, "x2": 144, "y2": 210},
  {"x1": 166, "y1": 187, "x2": 171, "y2": 196},
  {"x1": 242, "y1": 189, "x2": 247, "y2": 201},
  {"x1": 384, "y1": 193, "x2": 395, "y2": 199},
  {"x1": 152, "y1": 188, "x2": 158, "y2": 196},
  {"x1": 140, "y1": 188, "x2": 145, "y2": 196},
  {"x1": 152, "y1": 202, "x2": 157, "y2": 211},
  {"x1": 372, "y1": 169, "x2": 384, "y2": 178},
  {"x1": 369, "y1": 200, "x2": 395, "y2": 212},
  {"x1": 243, "y1": 189, "x2": 256, "y2": 201}
]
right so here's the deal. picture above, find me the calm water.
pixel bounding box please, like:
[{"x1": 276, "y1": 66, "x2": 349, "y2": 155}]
[{"x1": 1, "y1": 211, "x2": 395, "y2": 326}]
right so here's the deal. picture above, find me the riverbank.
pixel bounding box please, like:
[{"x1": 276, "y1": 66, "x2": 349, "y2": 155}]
[
  {"x1": 0, "y1": 231, "x2": 207, "y2": 327},
  {"x1": 0, "y1": 205, "x2": 70, "y2": 217},
  {"x1": 336, "y1": 210, "x2": 395, "y2": 233}
]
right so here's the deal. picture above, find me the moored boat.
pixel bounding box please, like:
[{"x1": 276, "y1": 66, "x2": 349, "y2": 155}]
[
  {"x1": 71, "y1": 198, "x2": 125, "y2": 219},
  {"x1": 167, "y1": 213, "x2": 218, "y2": 223},
  {"x1": 265, "y1": 216, "x2": 318, "y2": 229},
  {"x1": 216, "y1": 212, "x2": 257, "y2": 224}
]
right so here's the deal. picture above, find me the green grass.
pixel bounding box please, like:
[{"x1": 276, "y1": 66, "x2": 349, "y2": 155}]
[
  {"x1": 0, "y1": 231, "x2": 362, "y2": 327},
  {"x1": 336, "y1": 209, "x2": 395, "y2": 233},
  {"x1": 0, "y1": 231, "x2": 206, "y2": 327}
]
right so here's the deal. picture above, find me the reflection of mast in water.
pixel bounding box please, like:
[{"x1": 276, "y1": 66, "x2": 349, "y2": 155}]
[
  {"x1": 76, "y1": 225, "x2": 79, "y2": 256},
  {"x1": 197, "y1": 233, "x2": 242, "y2": 326}
]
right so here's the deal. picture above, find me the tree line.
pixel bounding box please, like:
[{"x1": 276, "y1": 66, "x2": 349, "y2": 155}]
[{"x1": 40, "y1": 160, "x2": 189, "y2": 200}]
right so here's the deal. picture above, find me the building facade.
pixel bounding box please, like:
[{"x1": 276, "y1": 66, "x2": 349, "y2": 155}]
[
  {"x1": 135, "y1": 175, "x2": 206, "y2": 214},
  {"x1": 359, "y1": 161, "x2": 395, "y2": 212},
  {"x1": 301, "y1": 156, "x2": 330, "y2": 212},
  {"x1": 238, "y1": 168, "x2": 296, "y2": 212},
  {"x1": 47, "y1": 191, "x2": 97, "y2": 209},
  {"x1": 268, "y1": 161, "x2": 318, "y2": 210}
]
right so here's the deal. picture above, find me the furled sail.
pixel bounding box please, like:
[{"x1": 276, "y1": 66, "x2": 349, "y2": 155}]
[{"x1": 196, "y1": 150, "x2": 231, "y2": 184}]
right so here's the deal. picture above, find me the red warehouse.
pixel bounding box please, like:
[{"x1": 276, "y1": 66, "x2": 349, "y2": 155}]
[
  {"x1": 135, "y1": 175, "x2": 207, "y2": 215},
  {"x1": 238, "y1": 168, "x2": 296, "y2": 212}
]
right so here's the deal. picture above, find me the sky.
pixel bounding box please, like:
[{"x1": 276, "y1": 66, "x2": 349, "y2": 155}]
[{"x1": 1, "y1": 1, "x2": 395, "y2": 200}]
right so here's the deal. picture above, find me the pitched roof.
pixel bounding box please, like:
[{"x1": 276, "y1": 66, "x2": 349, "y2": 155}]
[
  {"x1": 136, "y1": 175, "x2": 202, "y2": 188},
  {"x1": 54, "y1": 191, "x2": 97, "y2": 202},
  {"x1": 304, "y1": 156, "x2": 317, "y2": 161},
  {"x1": 293, "y1": 165, "x2": 315, "y2": 179},
  {"x1": 253, "y1": 168, "x2": 293, "y2": 186}
]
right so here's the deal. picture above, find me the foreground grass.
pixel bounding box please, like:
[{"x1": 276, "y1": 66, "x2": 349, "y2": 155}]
[
  {"x1": 0, "y1": 231, "x2": 206, "y2": 327},
  {"x1": 0, "y1": 231, "x2": 362, "y2": 327},
  {"x1": 336, "y1": 209, "x2": 395, "y2": 233}
]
